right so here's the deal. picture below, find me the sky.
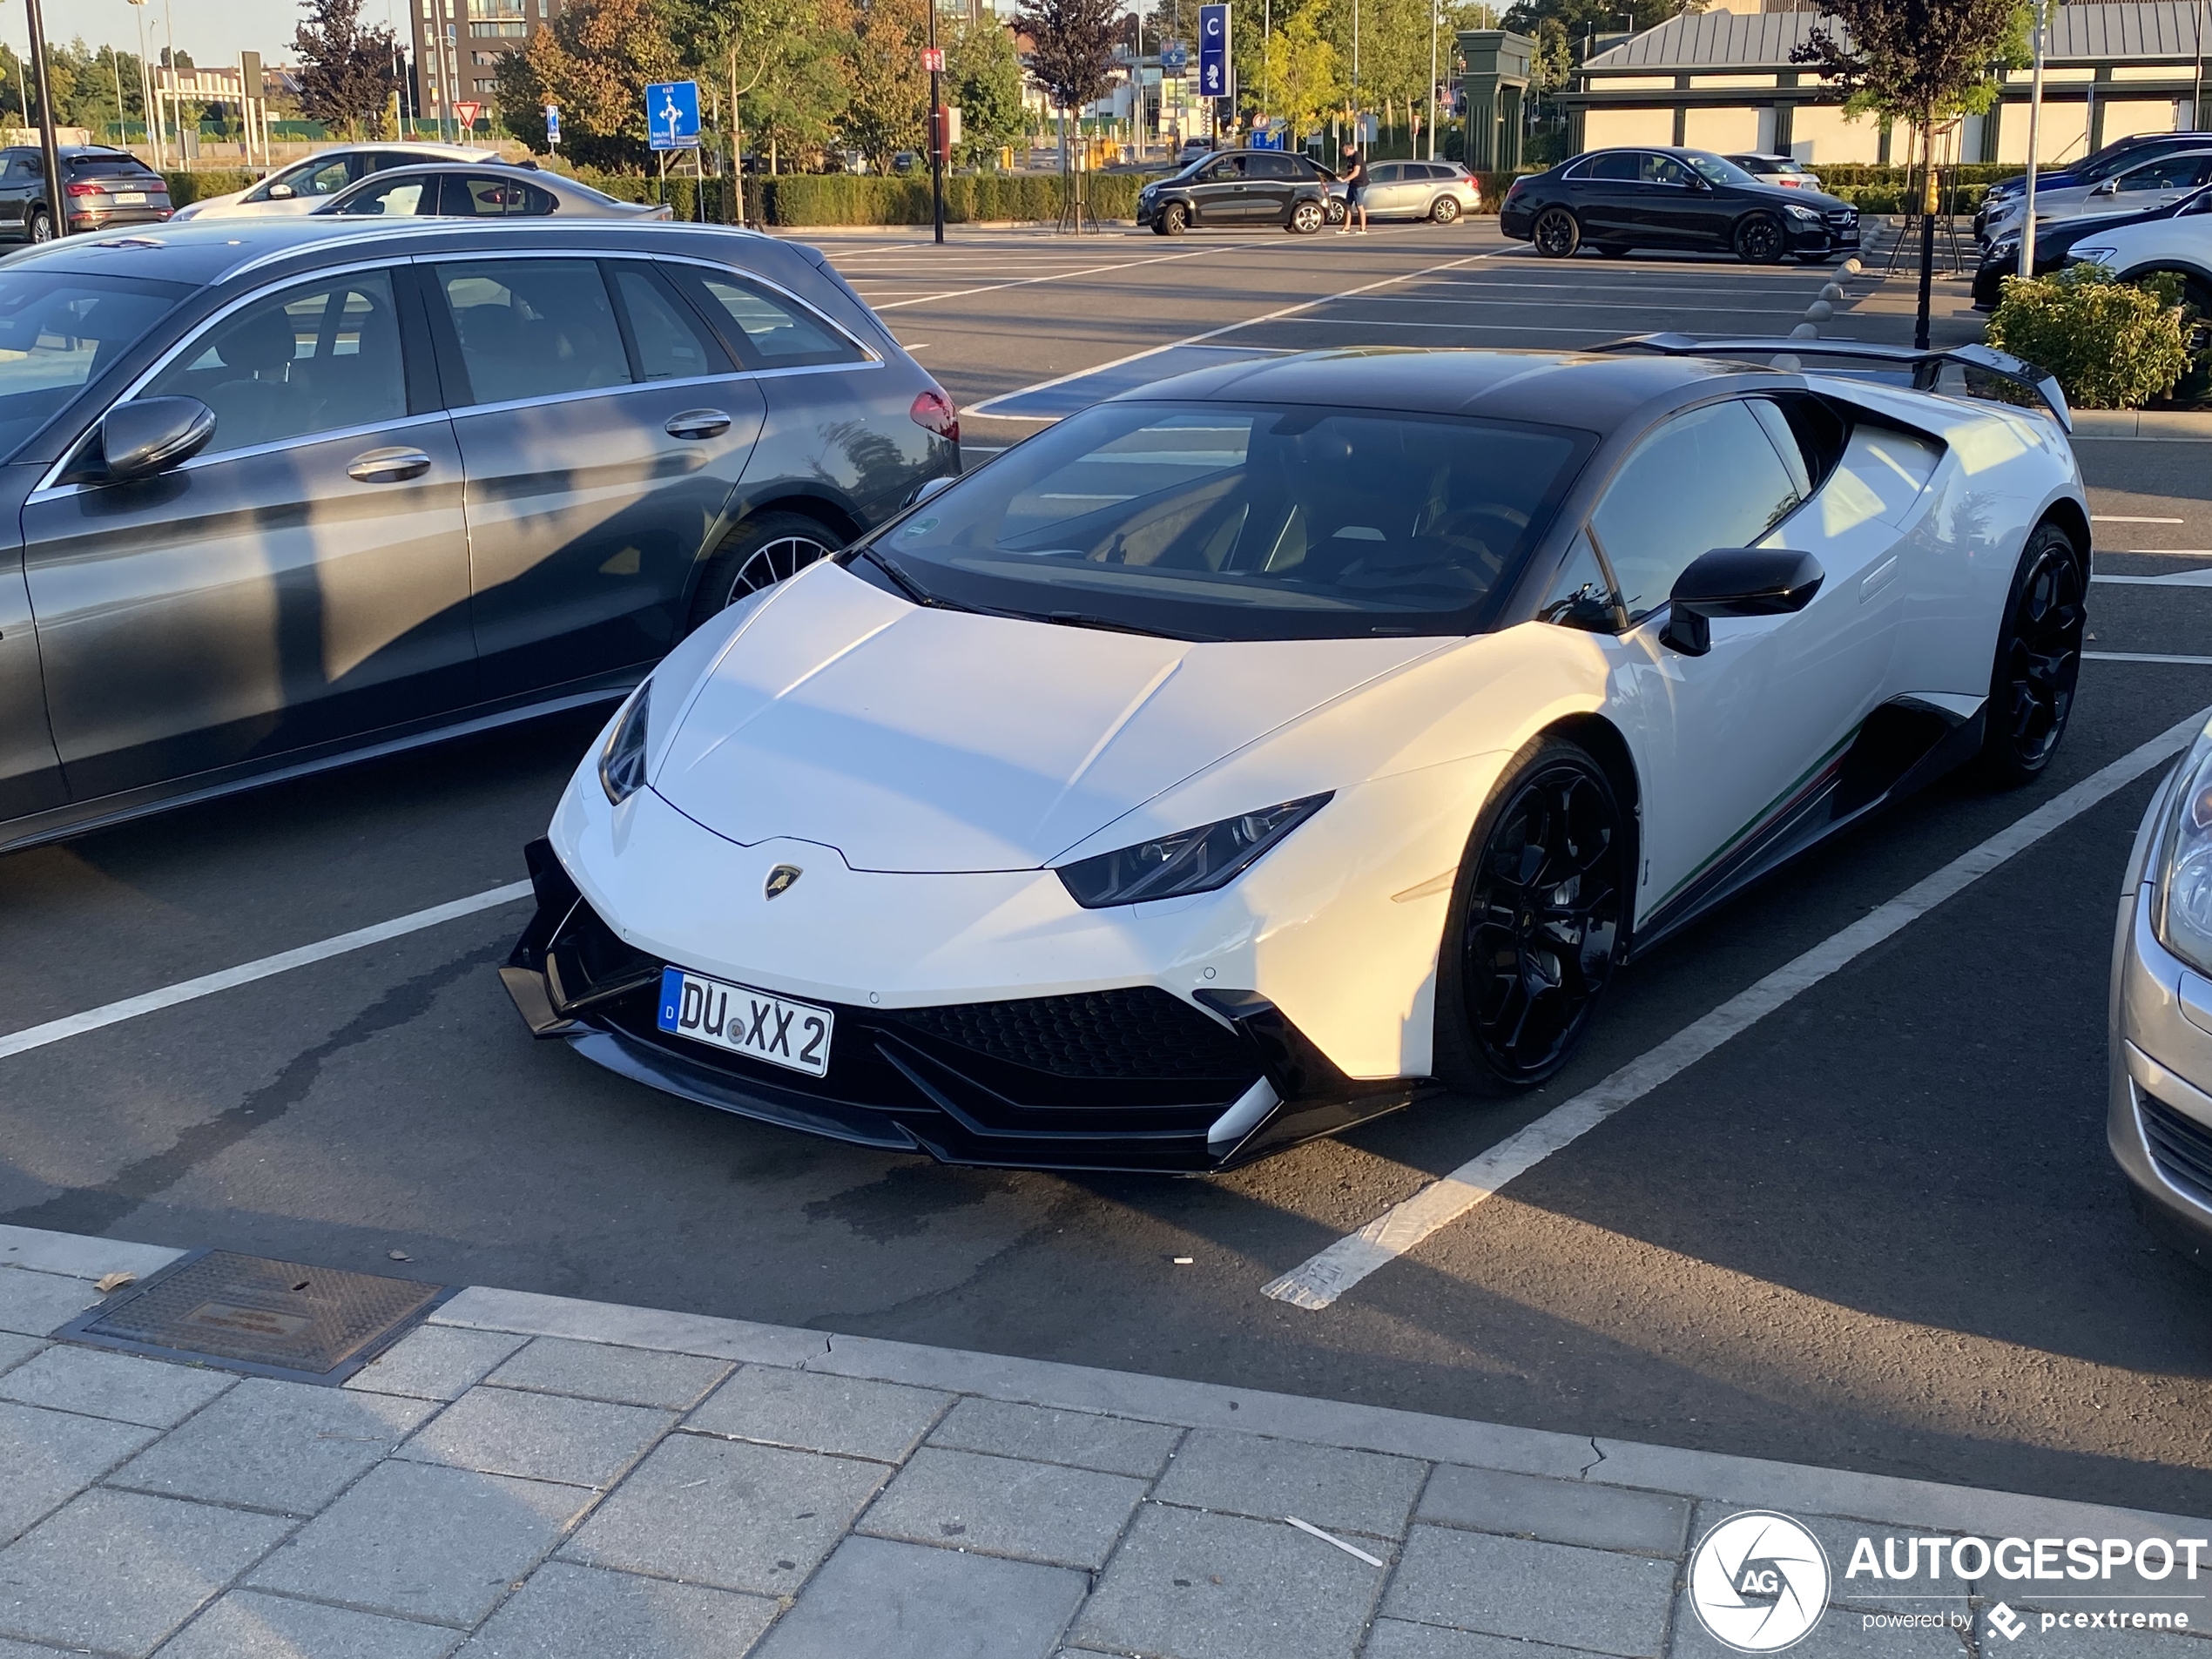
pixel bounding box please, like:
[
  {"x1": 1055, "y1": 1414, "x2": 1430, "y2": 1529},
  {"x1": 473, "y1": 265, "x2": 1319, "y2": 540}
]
[{"x1": 37, "y1": 0, "x2": 399, "y2": 73}]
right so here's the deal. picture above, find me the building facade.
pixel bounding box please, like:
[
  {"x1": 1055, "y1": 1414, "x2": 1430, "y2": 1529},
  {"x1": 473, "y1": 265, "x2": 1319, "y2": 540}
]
[
  {"x1": 408, "y1": 0, "x2": 564, "y2": 130},
  {"x1": 1564, "y1": 2, "x2": 2212, "y2": 165}
]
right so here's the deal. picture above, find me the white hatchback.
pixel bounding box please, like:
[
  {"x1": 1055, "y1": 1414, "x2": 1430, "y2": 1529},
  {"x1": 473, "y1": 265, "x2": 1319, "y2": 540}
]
[{"x1": 170, "y1": 142, "x2": 502, "y2": 220}]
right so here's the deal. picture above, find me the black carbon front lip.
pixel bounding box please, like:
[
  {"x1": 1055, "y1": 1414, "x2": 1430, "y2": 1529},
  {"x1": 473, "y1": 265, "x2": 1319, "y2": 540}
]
[{"x1": 501, "y1": 839, "x2": 1426, "y2": 1172}]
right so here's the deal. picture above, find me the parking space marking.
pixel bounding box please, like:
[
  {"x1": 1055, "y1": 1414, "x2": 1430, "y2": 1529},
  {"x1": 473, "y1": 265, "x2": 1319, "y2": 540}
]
[
  {"x1": 1259, "y1": 704, "x2": 2210, "y2": 1311},
  {"x1": 0, "y1": 881, "x2": 534, "y2": 1063},
  {"x1": 860, "y1": 234, "x2": 1334, "y2": 312},
  {"x1": 2097, "y1": 516, "x2": 2187, "y2": 524},
  {"x1": 970, "y1": 246, "x2": 1510, "y2": 416},
  {"x1": 2088, "y1": 651, "x2": 2212, "y2": 665},
  {"x1": 2093, "y1": 570, "x2": 2212, "y2": 586}
]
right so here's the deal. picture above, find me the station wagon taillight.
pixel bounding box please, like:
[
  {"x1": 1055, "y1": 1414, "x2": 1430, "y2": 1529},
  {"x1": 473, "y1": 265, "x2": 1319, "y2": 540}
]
[{"x1": 910, "y1": 388, "x2": 959, "y2": 444}]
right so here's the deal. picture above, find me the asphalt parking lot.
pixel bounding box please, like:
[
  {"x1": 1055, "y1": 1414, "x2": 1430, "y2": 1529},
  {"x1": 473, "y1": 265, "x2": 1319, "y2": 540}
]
[{"x1": 7, "y1": 220, "x2": 2212, "y2": 1517}]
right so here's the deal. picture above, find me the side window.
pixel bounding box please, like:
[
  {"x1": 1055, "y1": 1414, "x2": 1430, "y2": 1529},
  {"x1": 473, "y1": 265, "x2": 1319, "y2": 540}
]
[
  {"x1": 1588, "y1": 401, "x2": 1802, "y2": 621},
  {"x1": 1539, "y1": 530, "x2": 1623, "y2": 630},
  {"x1": 610, "y1": 267, "x2": 721, "y2": 381},
  {"x1": 450, "y1": 174, "x2": 556, "y2": 216},
  {"x1": 1588, "y1": 152, "x2": 1640, "y2": 181},
  {"x1": 1250, "y1": 153, "x2": 1299, "y2": 180},
  {"x1": 685, "y1": 273, "x2": 866, "y2": 369},
  {"x1": 1369, "y1": 163, "x2": 1403, "y2": 184},
  {"x1": 431, "y1": 259, "x2": 631, "y2": 405},
  {"x1": 1642, "y1": 154, "x2": 1693, "y2": 186},
  {"x1": 338, "y1": 177, "x2": 434, "y2": 216},
  {"x1": 2120, "y1": 155, "x2": 2202, "y2": 192},
  {"x1": 1205, "y1": 156, "x2": 1245, "y2": 181},
  {"x1": 290, "y1": 157, "x2": 358, "y2": 198},
  {"x1": 138, "y1": 271, "x2": 408, "y2": 455}
]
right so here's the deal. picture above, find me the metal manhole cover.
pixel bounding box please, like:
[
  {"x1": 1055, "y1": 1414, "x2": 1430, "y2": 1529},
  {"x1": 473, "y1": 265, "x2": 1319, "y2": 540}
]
[{"x1": 57, "y1": 1250, "x2": 450, "y2": 1385}]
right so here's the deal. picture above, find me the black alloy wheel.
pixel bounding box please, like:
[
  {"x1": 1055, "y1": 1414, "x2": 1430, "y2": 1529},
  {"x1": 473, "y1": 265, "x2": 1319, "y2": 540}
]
[
  {"x1": 1429, "y1": 195, "x2": 1461, "y2": 224},
  {"x1": 1531, "y1": 206, "x2": 1581, "y2": 258},
  {"x1": 1433, "y1": 737, "x2": 1626, "y2": 1092},
  {"x1": 1980, "y1": 520, "x2": 2086, "y2": 785},
  {"x1": 1161, "y1": 201, "x2": 1189, "y2": 236},
  {"x1": 686, "y1": 511, "x2": 838, "y2": 632},
  {"x1": 1734, "y1": 212, "x2": 1787, "y2": 264}
]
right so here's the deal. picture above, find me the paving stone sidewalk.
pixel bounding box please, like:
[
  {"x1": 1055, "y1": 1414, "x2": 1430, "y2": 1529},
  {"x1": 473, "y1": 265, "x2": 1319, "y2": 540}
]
[{"x1": 0, "y1": 1224, "x2": 2205, "y2": 1659}]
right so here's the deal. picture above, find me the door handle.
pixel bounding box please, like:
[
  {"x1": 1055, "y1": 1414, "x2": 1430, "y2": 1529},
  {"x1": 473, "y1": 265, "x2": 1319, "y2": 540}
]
[
  {"x1": 347, "y1": 447, "x2": 432, "y2": 482},
  {"x1": 665, "y1": 408, "x2": 732, "y2": 439}
]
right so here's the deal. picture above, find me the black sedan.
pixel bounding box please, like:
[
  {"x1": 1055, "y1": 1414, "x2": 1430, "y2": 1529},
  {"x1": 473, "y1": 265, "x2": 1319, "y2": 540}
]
[
  {"x1": 1973, "y1": 185, "x2": 2212, "y2": 309},
  {"x1": 1136, "y1": 149, "x2": 1332, "y2": 235},
  {"x1": 1500, "y1": 147, "x2": 1859, "y2": 263}
]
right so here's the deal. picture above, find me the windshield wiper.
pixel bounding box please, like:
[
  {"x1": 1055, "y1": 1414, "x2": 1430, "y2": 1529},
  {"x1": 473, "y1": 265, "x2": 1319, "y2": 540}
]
[
  {"x1": 853, "y1": 545, "x2": 972, "y2": 612},
  {"x1": 1044, "y1": 610, "x2": 1204, "y2": 641}
]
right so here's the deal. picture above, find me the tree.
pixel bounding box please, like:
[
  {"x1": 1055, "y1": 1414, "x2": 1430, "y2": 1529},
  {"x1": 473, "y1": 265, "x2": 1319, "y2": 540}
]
[
  {"x1": 1017, "y1": 0, "x2": 1120, "y2": 132},
  {"x1": 293, "y1": 0, "x2": 399, "y2": 139},
  {"x1": 1793, "y1": 0, "x2": 2027, "y2": 346},
  {"x1": 840, "y1": 0, "x2": 929, "y2": 172},
  {"x1": 1259, "y1": 7, "x2": 1345, "y2": 142},
  {"x1": 510, "y1": 0, "x2": 682, "y2": 166},
  {"x1": 949, "y1": 19, "x2": 1024, "y2": 166}
]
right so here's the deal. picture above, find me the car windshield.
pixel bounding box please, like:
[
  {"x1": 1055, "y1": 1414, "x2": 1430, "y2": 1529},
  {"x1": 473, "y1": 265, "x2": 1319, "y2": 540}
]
[
  {"x1": 0, "y1": 272, "x2": 188, "y2": 462},
  {"x1": 859, "y1": 400, "x2": 1592, "y2": 641},
  {"x1": 1681, "y1": 152, "x2": 1760, "y2": 186}
]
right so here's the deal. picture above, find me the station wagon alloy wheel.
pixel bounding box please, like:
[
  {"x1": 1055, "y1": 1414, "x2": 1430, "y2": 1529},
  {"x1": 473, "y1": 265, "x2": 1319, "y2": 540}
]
[
  {"x1": 692, "y1": 516, "x2": 840, "y2": 628},
  {"x1": 1430, "y1": 196, "x2": 1461, "y2": 224}
]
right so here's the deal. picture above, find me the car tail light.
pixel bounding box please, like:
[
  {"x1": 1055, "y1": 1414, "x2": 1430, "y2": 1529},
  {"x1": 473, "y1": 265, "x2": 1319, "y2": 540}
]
[
  {"x1": 65, "y1": 182, "x2": 104, "y2": 197},
  {"x1": 910, "y1": 388, "x2": 959, "y2": 444},
  {"x1": 1504, "y1": 177, "x2": 1526, "y2": 200}
]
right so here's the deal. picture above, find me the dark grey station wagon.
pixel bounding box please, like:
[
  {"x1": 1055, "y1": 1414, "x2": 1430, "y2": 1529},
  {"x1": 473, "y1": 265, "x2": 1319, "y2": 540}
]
[{"x1": 0, "y1": 218, "x2": 955, "y2": 853}]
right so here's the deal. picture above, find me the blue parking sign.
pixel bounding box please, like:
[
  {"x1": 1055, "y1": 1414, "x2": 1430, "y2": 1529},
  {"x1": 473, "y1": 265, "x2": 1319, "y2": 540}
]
[
  {"x1": 1197, "y1": 3, "x2": 1231, "y2": 100},
  {"x1": 645, "y1": 80, "x2": 701, "y2": 151}
]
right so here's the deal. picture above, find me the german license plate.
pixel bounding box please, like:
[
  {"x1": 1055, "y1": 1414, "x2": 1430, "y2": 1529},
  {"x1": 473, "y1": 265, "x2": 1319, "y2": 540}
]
[
  {"x1": 657, "y1": 967, "x2": 833, "y2": 1077},
  {"x1": 112, "y1": 192, "x2": 146, "y2": 205}
]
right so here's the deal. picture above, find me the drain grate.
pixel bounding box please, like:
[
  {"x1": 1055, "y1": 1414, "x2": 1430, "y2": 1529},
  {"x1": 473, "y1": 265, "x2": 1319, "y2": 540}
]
[{"x1": 57, "y1": 1249, "x2": 450, "y2": 1385}]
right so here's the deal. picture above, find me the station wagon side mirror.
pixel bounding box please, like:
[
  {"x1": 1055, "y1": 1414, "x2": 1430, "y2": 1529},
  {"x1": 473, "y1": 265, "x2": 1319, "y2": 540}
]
[
  {"x1": 1660, "y1": 547, "x2": 1825, "y2": 656},
  {"x1": 2092, "y1": 178, "x2": 2119, "y2": 197},
  {"x1": 99, "y1": 397, "x2": 217, "y2": 483}
]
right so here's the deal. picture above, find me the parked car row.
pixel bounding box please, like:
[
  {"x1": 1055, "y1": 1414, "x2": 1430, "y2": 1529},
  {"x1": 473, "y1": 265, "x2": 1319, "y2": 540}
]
[{"x1": 1136, "y1": 149, "x2": 1482, "y2": 234}]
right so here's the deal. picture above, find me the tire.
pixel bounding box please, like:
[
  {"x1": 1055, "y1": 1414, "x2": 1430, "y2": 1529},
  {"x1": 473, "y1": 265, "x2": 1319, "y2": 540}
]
[
  {"x1": 1431, "y1": 735, "x2": 1628, "y2": 1094},
  {"x1": 686, "y1": 511, "x2": 840, "y2": 633},
  {"x1": 1733, "y1": 212, "x2": 1787, "y2": 264},
  {"x1": 1979, "y1": 518, "x2": 2086, "y2": 786},
  {"x1": 1531, "y1": 206, "x2": 1581, "y2": 258},
  {"x1": 1595, "y1": 244, "x2": 1630, "y2": 259},
  {"x1": 1290, "y1": 199, "x2": 1325, "y2": 234},
  {"x1": 1161, "y1": 201, "x2": 1188, "y2": 236},
  {"x1": 1429, "y1": 195, "x2": 1461, "y2": 225},
  {"x1": 27, "y1": 207, "x2": 51, "y2": 243},
  {"x1": 1325, "y1": 198, "x2": 1348, "y2": 226}
]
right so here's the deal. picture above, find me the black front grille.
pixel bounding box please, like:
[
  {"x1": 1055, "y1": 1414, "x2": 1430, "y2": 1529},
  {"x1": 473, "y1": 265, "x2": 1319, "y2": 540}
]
[
  {"x1": 895, "y1": 988, "x2": 1254, "y2": 1081},
  {"x1": 2141, "y1": 1090, "x2": 2212, "y2": 1197}
]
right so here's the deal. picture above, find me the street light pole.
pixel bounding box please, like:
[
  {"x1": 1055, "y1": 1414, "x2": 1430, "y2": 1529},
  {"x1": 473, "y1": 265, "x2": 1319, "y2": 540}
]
[
  {"x1": 127, "y1": 0, "x2": 156, "y2": 163},
  {"x1": 23, "y1": 0, "x2": 58, "y2": 233},
  {"x1": 2019, "y1": 0, "x2": 2046, "y2": 280},
  {"x1": 1427, "y1": 0, "x2": 1438, "y2": 158},
  {"x1": 928, "y1": 0, "x2": 945, "y2": 245}
]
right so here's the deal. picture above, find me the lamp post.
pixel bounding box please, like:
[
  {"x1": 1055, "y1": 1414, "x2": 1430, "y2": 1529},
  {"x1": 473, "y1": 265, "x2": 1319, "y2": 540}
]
[
  {"x1": 24, "y1": 0, "x2": 59, "y2": 233},
  {"x1": 927, "y1": 0, "x2": 944, "y2": 245},
  {"x1": 2019, "y1": 0, "x2": 2046, "y2": 279},
  {"x1": 1426, "y1": 0, "x2": 1437, "y2": 158}
]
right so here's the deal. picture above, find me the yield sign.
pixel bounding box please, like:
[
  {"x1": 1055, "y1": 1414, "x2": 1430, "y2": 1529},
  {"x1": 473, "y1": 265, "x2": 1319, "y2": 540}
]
[{"x1": 454, "y1": 100, "x2": 483, "y2": 129}]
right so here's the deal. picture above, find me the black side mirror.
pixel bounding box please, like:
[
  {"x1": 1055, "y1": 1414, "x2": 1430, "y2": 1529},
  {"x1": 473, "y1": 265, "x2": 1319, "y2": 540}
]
[
  {"x1": 99, "y1": 396, "x2": 216, "y2": 483},
  {"x1": 1660, "y1": 547, "x2": 1824, "y2": 656}
]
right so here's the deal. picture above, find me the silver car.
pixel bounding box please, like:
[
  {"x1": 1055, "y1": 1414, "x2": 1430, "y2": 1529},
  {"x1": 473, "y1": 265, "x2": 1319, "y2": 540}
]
[
  {"x1": 318, "y1": 163, "x2": 671, "y2": 222},
  {"x1": 0, "y1": 216, "x2": 954, "y2": 854},
  {"x1": 2111, "y1": 713, "x2": 2212, "y2": 1267},
  {"x1": 1986, "y1": 147, "x2": 2212, "y2": 245},
  {"x1": 1350, "y1": 160, "x2": 1481, "y2": 224}
]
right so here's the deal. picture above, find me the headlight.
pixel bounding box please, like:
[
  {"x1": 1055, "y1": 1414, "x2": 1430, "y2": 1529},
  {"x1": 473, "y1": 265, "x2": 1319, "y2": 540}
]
[
  {"x1": 1783, "y1": 202, "x2": 1818, "y2": 222},
  {"x1": 2070, "y1": 244, "x2": 2119, "y2": 267},
  {"x1": 1056, "y1": 793, "x2": 1332, "y2": 907},
  {"x1": 598, "y1": 682, "x2": 651, "y2": 806},
  {"x1": 2156, "y1": 725, "x2": 2212, "y2": 973}
]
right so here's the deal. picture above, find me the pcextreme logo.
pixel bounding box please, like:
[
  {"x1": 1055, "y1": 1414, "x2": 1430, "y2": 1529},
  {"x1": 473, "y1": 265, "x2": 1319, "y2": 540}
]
[{"x1": 1689, "y1": 1512, "x2": 1832, "y2": 1653}]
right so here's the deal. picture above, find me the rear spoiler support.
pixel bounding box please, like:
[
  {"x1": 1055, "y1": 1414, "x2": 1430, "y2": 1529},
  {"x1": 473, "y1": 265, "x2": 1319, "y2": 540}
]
[{"x1": 1594, "y1": 334, "x2": 2073, "y2": 433}]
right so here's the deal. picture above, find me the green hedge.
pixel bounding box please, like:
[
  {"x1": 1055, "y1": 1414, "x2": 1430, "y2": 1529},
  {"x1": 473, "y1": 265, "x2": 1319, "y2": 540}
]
[
  {"x1": 1987, "y1": 264, "x2": 2190, "y2": 408},
  {"x1": 162, "y1": 170, "x2": 256, "y2": 206}
]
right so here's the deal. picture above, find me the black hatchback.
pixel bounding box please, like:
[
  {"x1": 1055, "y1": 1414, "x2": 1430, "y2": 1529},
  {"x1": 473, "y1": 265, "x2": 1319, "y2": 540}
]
[
  {"x1": 1136, "y1": 150, "x2": 1332, "y2": 235},
  {"x1": 1500, "y1": 147, "x2": 1859, "y2": 263}
]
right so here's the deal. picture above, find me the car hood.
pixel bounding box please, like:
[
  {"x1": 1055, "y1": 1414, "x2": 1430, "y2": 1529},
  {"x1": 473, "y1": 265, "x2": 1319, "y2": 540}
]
[
  {"x1": 1742, "y1": 180, "x2": 1852, "y2": 213},
  {"x1": 650, "y1": 563, "x2": 1442, "y2": 873}
]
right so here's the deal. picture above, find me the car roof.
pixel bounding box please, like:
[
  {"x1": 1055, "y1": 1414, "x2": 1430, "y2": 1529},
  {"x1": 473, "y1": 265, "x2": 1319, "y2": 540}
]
[
  {"x1": 1109, "y1": 346, "x2": 1755, "y2": 435},
  {"x1": 3, "y1": 213, "x2": 759, "y2": 289}
]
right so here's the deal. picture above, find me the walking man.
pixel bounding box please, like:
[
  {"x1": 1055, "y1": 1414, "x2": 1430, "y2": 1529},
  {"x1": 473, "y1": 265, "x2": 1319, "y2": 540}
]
[{"x1": 1339, "y1": 147, "x2": 1370, "y2": 235}]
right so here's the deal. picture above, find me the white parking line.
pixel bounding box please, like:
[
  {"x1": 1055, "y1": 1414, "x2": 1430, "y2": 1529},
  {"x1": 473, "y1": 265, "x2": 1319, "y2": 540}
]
[
  {"x1": 970, "y1": 246, "x2": 1511, "y2": 415},
  {"x1": 2088, "y1": 651, "x2": 2212, "y2": 665},
  {"x1": 2095, "y1": 516, "x2": 2187, "y2": 524},
  {"x1": 862, "y1": 237, "x2": 1285, "y2": 312},
  {"x1": 2092, "y1": 570, "x2": 2212, "y2": 586},
  {"x1": 1259, "y1": 706, "x2": 2209, "y2": 1311},
  {"x1": 0, "y1": 882, "x2": 535, "y2": 1063}
]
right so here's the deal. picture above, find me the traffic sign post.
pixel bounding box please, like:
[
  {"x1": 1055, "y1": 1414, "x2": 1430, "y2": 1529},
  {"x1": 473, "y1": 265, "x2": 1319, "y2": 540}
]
[
  {"x1": 544, "y1": 104, "x2": 560, "y2": 149},
  {"x1": 922, "y1": 26, "x2": 944, "y2": 245},
  {"x1": 453, "y1": 99, "x2": 482, "y2": 132},
  {"x1": 645, "y1": 80, "x2": 701, "y2": 151}
]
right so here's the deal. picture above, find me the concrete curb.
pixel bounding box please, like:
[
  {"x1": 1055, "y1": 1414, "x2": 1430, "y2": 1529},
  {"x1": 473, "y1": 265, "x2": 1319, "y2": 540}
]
[
  {"x1": 7, "y1": 1222, "x2": 2205, "y2": 1540},
  {"x1": 2072, "y1": 408, "x2": 2212, "y2": 439}
]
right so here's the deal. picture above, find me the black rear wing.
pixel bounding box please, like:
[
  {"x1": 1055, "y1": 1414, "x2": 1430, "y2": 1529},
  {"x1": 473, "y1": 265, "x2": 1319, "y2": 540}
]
[{"x1": 1595, "y1": 334, "x2": 2072, "y2": 433}]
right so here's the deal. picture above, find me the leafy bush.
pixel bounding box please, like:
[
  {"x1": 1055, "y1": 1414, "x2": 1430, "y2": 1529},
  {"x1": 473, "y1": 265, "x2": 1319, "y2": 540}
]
[
  {"x1": 1986, "y1": 264, "x2": 2192, "y2": 409},
  {"x1": 162, "y1": 171, "x2": 256, "y2": 206}
]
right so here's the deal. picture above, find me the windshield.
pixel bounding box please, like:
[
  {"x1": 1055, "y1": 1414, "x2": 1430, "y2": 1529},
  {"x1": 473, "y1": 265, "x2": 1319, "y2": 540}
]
[
  {"x1": 0, "y1": 272, "x2": 187, "y2": 462},
  {"x1": 1682, "y1": 152, "x2": 1760, "y2": 186},
  {"x1": 859, "y1": 400, "x2": 1592, "y2": 641}
]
